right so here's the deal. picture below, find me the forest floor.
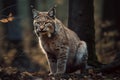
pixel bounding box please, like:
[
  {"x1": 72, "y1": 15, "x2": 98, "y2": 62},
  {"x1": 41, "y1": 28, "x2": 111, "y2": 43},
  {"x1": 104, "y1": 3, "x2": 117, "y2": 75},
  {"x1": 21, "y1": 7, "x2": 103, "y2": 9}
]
[{"x1": 0, "y1": 66, "x2": 120, "y2": 80}]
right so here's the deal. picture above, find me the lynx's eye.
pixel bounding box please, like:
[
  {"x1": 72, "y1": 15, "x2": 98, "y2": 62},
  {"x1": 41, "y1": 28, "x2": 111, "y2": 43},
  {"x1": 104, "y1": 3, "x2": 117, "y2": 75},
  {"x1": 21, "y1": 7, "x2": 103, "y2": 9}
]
[
  {"x1": 34, "y1": 22, "x2": 41, "y2": 26},
  {"x1": 44, "y1": 22, "x2": 52, "y2": 27},
  {"x1": 36, "y1": 22, "x2": 40, "y2": 25}
]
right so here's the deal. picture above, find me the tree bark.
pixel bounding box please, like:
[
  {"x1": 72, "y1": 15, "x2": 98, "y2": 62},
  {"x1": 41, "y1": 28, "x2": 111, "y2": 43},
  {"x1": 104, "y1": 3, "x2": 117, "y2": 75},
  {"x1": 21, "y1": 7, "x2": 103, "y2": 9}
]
[
  {"x1": 100, "y1": 0, "x2": 120, "y2": 73},
  {"x1": 68, "y1": 0, "x2": 98, "y2": 66}
]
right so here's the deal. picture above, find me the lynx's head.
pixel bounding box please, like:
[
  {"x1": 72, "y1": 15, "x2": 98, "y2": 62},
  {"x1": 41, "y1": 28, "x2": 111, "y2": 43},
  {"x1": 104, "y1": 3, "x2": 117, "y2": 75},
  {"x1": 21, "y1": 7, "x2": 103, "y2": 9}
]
[{"x1": 32, "y1": 6, "x2": 57, "y2": 38}]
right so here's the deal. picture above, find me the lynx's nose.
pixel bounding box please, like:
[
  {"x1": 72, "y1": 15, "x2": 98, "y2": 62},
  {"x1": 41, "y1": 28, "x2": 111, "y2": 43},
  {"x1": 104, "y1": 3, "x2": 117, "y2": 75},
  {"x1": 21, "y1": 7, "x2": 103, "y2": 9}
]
[{"x1": 40, "y1": 26, "x2": 44, "y2": 30}]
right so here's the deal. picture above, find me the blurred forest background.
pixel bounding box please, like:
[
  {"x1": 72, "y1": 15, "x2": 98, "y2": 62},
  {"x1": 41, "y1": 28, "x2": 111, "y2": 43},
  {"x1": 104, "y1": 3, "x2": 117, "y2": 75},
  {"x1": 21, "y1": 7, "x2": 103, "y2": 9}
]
[{"x1": 0, "y1": 0, "x2": 119, "y2": 74}]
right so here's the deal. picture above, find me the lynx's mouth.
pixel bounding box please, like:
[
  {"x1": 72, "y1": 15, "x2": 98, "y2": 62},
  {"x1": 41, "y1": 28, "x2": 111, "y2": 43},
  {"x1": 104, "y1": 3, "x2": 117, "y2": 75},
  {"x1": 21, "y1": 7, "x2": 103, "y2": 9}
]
[
  {"x1": 34, "y1": 26, "x2": 48, "y2": 36},
  {"x1": 35, "y1": 26, "x2": 48, "y2": 34},
  {"x1": 39, "y1": 30, "x2": 47, "y2": 33}
]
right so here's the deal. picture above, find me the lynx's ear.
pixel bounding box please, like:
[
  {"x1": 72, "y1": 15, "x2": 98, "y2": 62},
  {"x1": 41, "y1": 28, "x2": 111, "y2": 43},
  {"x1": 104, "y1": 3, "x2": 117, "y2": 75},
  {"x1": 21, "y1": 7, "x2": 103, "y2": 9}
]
[
  {"x1": 48, "y1": 5, "x2": 56, "y2": 19},
  {"x1": 32, "y1": 9, "x2": 39, "y2": 18}
]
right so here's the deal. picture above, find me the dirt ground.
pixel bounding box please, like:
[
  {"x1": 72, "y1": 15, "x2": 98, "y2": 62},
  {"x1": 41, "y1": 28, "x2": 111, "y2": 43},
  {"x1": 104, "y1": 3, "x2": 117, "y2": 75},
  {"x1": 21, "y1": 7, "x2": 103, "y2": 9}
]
[{"x1": 0, "y1": 66, "x2": 120, "y2": 80}]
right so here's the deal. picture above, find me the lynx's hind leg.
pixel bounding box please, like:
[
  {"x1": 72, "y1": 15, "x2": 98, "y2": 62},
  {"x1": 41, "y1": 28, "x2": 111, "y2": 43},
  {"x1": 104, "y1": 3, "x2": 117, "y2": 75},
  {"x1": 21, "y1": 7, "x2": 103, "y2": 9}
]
[{"x1": 76, "y1": 41, "x2": 88, "y2": 73}]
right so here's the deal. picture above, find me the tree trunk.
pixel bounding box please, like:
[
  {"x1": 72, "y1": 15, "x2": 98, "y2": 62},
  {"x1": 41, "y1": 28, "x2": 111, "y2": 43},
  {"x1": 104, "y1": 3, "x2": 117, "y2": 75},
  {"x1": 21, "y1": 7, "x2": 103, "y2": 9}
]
[
  {"x1": 68, "y1": 0, "x2": 99, "y2": 66},
  {"x1": 100, "y1": 0, "x2": 120, "y2": 73}
]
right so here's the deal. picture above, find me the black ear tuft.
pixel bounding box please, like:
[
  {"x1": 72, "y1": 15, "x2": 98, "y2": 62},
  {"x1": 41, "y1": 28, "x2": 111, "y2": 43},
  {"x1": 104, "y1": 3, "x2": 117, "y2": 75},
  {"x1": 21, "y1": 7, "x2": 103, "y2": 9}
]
[
  {"x1": 48, "y1": 5, "x2": 56, "y2": 19},
  {"x1": 32, "y1": 9, "x2": 39, "y2": 18}
]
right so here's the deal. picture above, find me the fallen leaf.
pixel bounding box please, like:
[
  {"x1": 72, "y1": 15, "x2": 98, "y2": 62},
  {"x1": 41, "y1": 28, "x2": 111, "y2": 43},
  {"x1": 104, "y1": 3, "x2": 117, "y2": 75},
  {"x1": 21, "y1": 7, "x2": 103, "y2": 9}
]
[{"x1": 0, "y1": 13, "x2": 15, "y2": 23}]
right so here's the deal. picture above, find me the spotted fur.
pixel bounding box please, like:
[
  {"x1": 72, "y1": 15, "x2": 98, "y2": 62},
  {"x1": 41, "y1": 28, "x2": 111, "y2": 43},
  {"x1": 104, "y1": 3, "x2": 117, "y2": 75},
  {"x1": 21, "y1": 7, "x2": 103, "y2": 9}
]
[{"x1": 32, "y1": 6, "x2": 88, "y2": 75}]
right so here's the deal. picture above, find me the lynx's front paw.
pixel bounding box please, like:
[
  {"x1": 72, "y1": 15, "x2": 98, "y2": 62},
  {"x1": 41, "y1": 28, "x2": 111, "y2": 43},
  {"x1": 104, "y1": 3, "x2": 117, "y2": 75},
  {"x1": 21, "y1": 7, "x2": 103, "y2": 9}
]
[
  {"x1": 54, "y1": 72, "x2": 64, "y2": 77},
  {"x1": 49, "y1": 72, "x2": 64, "y2": 77},
  {"x1": 48, "y1": 72, "x2": 54, "y2": 76}
]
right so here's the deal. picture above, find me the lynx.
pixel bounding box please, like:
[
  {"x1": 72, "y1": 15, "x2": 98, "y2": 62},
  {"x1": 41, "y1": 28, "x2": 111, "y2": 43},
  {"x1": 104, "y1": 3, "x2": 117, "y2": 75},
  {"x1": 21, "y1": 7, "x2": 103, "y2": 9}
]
[{"x1": 32, "y1": 6, "x2": 88, "y2": 75}]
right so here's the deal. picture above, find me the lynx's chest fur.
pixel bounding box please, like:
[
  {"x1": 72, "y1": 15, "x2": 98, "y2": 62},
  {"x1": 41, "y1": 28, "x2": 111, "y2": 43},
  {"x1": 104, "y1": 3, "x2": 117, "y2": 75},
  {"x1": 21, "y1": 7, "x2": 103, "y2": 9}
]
[{"x1": 32, "y1": 6, "x2": 88, "y2": 75}]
